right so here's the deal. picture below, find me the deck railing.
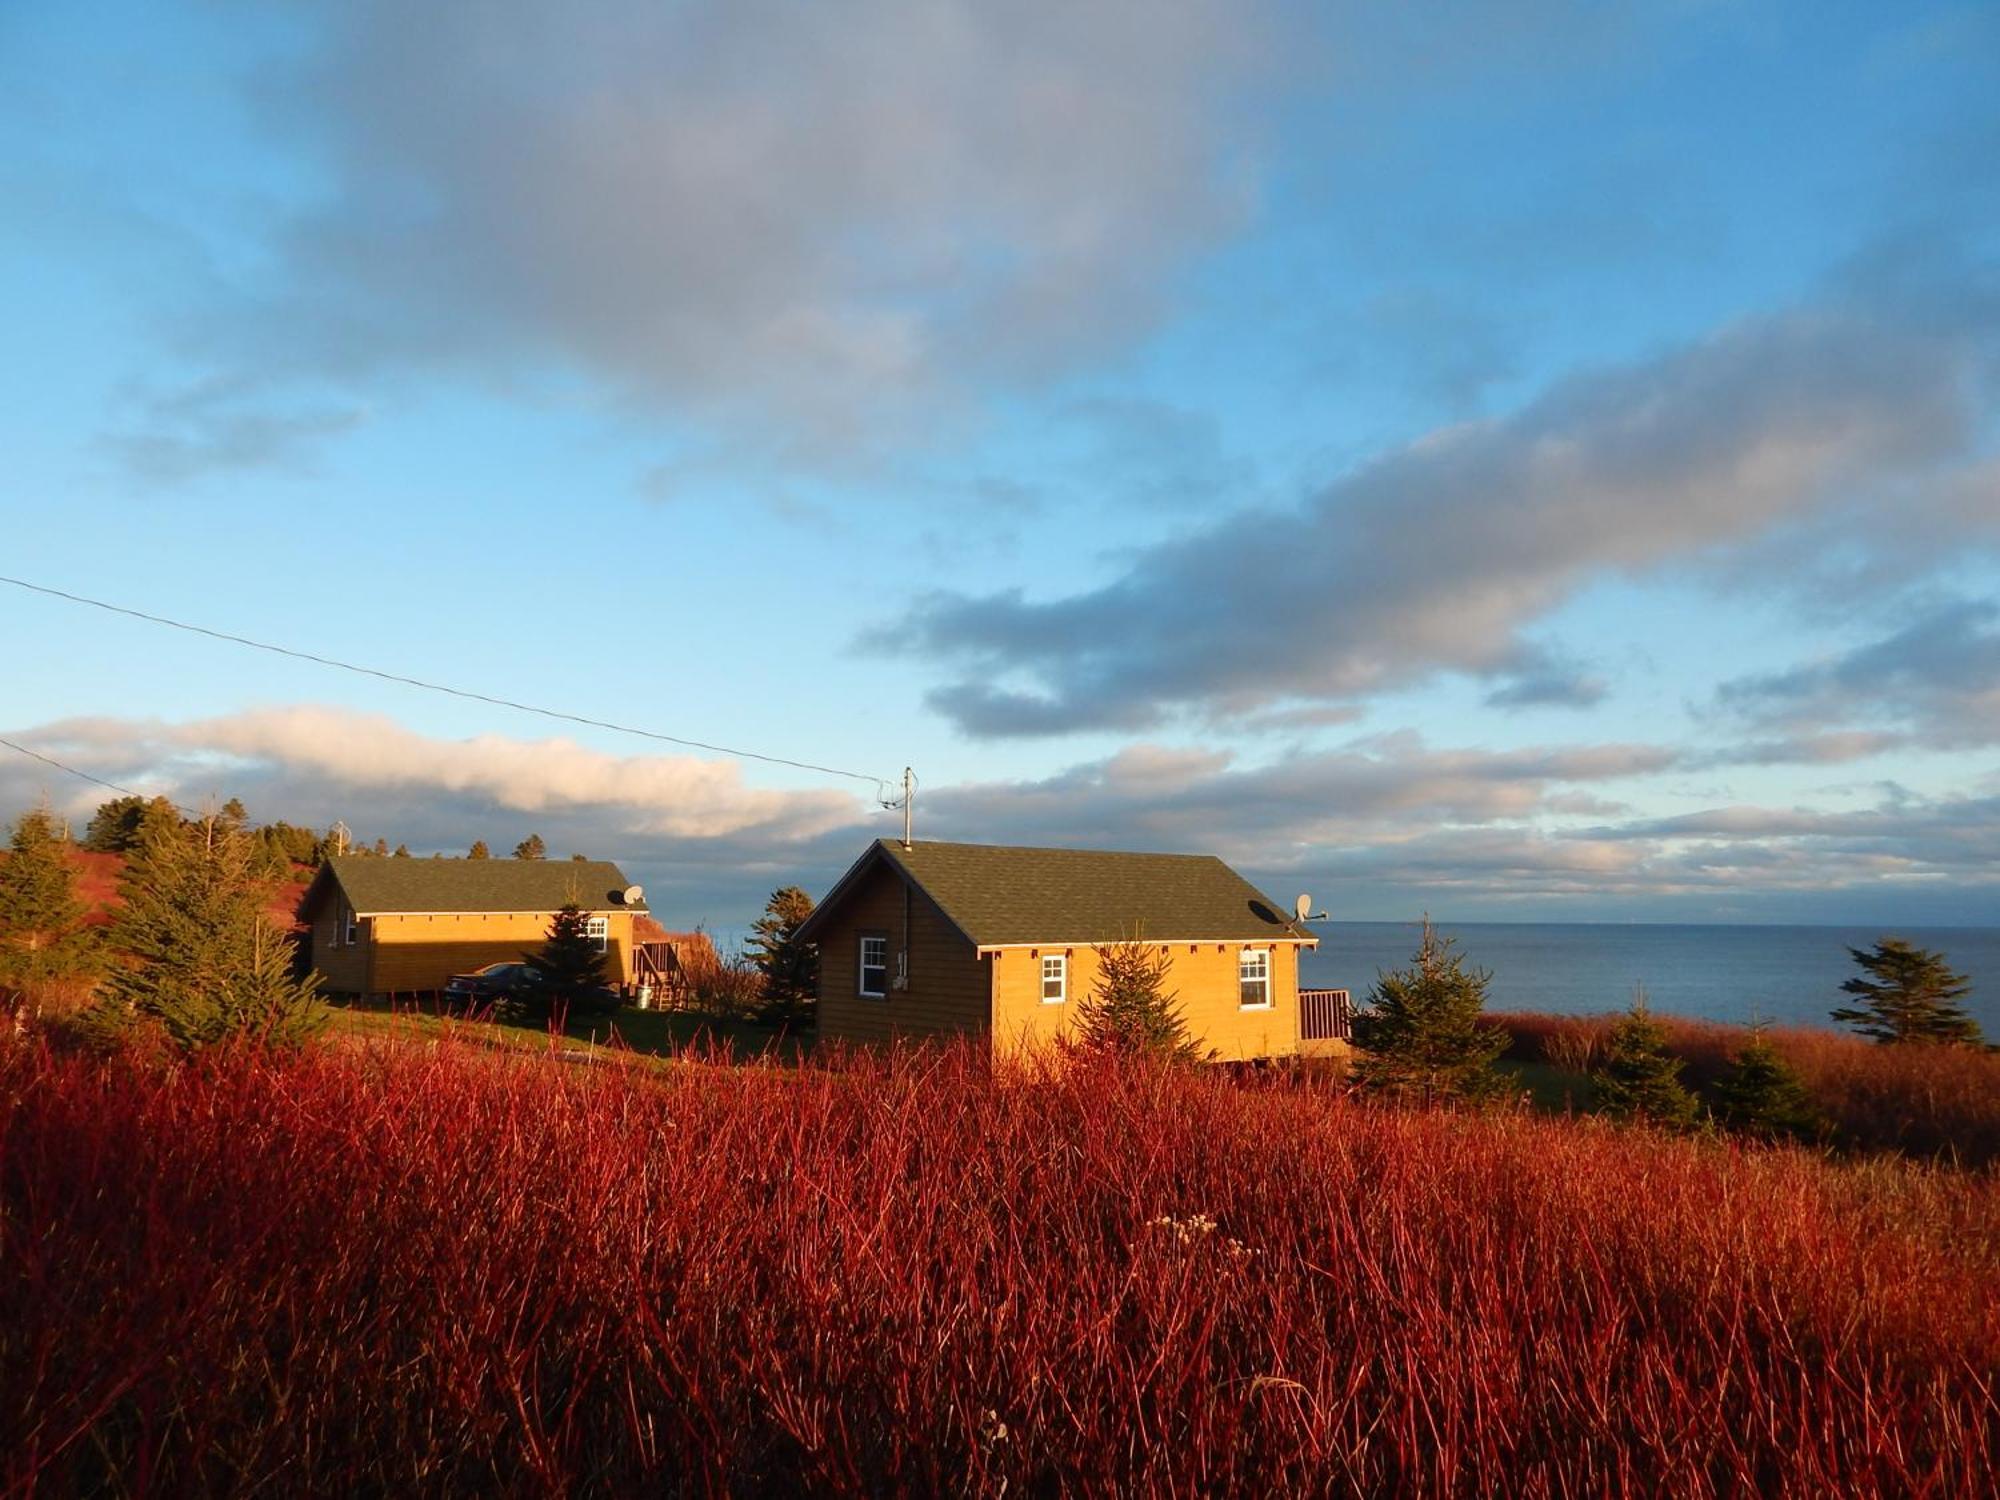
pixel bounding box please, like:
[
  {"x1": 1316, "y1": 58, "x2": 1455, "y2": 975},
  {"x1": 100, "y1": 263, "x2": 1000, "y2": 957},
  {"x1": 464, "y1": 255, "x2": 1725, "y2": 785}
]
[{"x1": 1298, "y1": 987, "x2": 1354, "y2": 1042}]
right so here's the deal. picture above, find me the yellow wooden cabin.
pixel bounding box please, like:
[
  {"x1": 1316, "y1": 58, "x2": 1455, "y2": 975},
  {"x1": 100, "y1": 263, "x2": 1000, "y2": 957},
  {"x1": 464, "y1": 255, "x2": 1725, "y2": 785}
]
[
  {"x1": 299, "y1": 855, "x2": 651, "y2": 999},
  {"x1": 796, "y1": 840, "x2": 1347, "y2": 1061}
]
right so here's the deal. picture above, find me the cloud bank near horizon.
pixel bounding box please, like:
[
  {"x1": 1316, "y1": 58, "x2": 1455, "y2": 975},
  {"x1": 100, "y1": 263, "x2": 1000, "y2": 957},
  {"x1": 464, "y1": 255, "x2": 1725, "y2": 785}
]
[{"x1": 4, "y1": 705, "x2": 1994, "y2": 928}]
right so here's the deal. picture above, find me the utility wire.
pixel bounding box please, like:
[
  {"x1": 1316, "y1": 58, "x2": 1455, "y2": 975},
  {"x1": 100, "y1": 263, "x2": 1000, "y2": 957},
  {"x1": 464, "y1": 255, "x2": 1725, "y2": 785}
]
[
  {"x1": 0, "y1": 575, "x2": 897, "y2": 796},
  {"x1": 0, "y1": 735, "x2": 150, "y2": 802}
]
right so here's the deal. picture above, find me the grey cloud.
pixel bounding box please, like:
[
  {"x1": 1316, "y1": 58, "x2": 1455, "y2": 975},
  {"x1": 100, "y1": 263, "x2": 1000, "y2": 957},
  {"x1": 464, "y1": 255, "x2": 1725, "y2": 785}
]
[
  {"x1": 890, "y1": 285, "x2": 1995, "y2": 736},
  {"x1": 201, "y1": 0, "x2": 1281, "y2": 458},
  {"x1": 1715, "y1": 599, "x2": 2000, "y2": 749},
  {"x1": 1482, "y1": 648, "x2": 1609, "y2": 710},
  {"x1": 101, "y1": 378, "x2": 368, "y2": 484}
]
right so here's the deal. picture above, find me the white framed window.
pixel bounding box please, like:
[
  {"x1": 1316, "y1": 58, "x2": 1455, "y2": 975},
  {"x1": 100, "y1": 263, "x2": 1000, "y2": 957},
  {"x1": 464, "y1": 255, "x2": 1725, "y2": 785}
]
[
  {"x1": 1040, "y1": 953, "x2": 1067, "y2": 1004},
  {"x1": 859, "y1": 934, "x2": 889, "y2": 998},
  {"x1": 341, "y1": 904, "x2": 358, "y2": 947},
  {"x1": 1239, "y1": 948, "x2": 1271, "y2": 1009},
  {"x1": 585, "y1": 915, "x2": 609, "y2": 953}
]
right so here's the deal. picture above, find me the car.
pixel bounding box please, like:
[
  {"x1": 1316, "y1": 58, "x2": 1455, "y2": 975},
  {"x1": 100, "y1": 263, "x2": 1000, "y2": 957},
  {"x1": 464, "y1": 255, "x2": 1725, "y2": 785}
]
[{"x1": 442, "y1": 962, "x2": 540, "y2": 1005}]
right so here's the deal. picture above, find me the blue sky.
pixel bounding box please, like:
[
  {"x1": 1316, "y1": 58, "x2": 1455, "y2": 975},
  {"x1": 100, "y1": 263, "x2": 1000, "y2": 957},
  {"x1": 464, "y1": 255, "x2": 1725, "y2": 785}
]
[{"x1": 1, "y1": 0, "x2": 1996, "y2": 934}]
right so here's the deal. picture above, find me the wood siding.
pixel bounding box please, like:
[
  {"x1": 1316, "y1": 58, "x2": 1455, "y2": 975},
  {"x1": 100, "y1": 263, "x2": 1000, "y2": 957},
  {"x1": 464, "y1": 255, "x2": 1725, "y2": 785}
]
[
  {"x1": 309, "y1": 904, "x2": 640, "y2": 997},
  {"x1": 305, "y1": 894, "x2": 370, "y2": 995},
  {"x1": 990, "y1": 940, "x2": 1310, "y2": 1061},
  {"x1": 816, "y1": 862, "x2": 991, "y2": 1045}
]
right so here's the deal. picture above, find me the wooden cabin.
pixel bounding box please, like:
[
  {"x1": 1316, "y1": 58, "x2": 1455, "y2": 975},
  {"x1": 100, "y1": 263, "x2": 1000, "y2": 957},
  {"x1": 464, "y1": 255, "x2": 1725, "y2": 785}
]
[
  {"x1": 795, "y1": 839, "x2": 1341, "y2": 1061},
  {"x1": 299, "y1": 856, "x2": 650, "y2": 998}
]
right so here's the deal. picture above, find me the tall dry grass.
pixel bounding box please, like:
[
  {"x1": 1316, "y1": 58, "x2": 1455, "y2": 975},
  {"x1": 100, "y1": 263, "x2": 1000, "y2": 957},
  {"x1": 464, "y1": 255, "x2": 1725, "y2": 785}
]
[{"x1": 2, "y1": 1031, "x2": 1995, "y2": 1495}]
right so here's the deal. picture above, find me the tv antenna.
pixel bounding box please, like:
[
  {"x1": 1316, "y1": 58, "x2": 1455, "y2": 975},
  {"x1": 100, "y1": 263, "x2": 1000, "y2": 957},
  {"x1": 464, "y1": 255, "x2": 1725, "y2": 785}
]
[{"x1": 881, "y1": 767, "x2": 917, "y2": 848}]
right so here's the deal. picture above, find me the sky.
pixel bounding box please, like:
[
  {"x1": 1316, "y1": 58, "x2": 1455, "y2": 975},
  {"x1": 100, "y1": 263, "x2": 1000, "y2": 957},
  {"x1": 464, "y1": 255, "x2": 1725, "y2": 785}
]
[{"x1": 1, "y1": 0, "x2": 1997, "y2": 937}]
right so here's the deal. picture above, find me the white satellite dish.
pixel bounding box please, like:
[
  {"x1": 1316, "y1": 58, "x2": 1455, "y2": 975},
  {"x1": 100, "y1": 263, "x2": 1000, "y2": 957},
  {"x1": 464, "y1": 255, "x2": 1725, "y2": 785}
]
[
  {"x1": 622, "y1": 885, "x2": 645, "y2": 906},
  {"x1": 1294, "y1": 893, "x2": 1313, "y2": 922}
]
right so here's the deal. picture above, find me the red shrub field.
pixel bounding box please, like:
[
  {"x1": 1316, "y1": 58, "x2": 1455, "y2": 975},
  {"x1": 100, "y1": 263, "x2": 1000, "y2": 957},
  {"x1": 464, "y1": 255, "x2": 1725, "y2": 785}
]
[{"x1": 3, "y1": 1032, "x2": 1997, "y2": 1496}]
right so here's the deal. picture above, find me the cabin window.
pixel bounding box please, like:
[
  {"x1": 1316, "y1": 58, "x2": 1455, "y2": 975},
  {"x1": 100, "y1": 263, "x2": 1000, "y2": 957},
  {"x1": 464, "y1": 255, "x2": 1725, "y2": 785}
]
[
  {"x1": 1239, "y1": 948, "x2": 1271, "y2": 1009},
  {"x1": 585, "y1": 915, "x2": 609, "y2": 953},
  {"x1": 341, "y1": 904, "x2": 358, "y2": 946},
  {"x1": 1041, "y1": 953, "x2": 1067, "y2": 1004},
  {"x1": 859, "y1": 933, "x2": 889, "y2": 998}
]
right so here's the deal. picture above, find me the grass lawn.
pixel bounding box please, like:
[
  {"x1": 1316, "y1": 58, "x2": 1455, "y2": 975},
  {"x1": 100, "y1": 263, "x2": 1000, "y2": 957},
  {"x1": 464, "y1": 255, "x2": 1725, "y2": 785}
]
[{"x1": 323, "y1": 996, "x2": 808, "y2": 1063}]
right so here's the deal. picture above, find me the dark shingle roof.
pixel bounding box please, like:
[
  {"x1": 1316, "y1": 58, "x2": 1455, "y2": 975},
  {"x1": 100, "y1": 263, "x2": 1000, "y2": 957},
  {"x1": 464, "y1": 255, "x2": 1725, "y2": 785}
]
[
  {"x1": 802, "y1": 839, "x2": 1311, "y2": 947},
  {"x1": 317, "y1": 856, "x2": 646, "y2": 915}
]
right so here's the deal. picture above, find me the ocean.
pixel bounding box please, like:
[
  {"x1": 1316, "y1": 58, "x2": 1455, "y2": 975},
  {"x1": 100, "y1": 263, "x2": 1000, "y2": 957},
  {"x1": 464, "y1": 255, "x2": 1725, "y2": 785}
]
[{"x1": 1300, "y1": 922, "x2": 2000, "y2": 1033}]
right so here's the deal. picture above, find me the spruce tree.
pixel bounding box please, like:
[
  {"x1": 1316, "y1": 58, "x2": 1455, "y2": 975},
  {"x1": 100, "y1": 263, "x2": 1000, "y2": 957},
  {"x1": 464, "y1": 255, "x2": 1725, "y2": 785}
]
[
  {"x1": 1711, "y1": 1032, "x2": 1823, "y2": 1143},
  {"x1": 1592, "y1": 994, "x2": 1701, "y2": 1128},
  {"x1": 0, "y1": 803, "x2": 101, "y2": 1006},
  {"x1": 1350, "y1": 919, "x2": 1508, "y2": 1103},
  {"x1": 1069, "y1": 936, "x2": 1208, "y2": 1063},
  {"x1": 746, "y1": 885, "x2": 818, "y2": 1025},
  {"x1": 1831, "y1": 938, "x2": 1983, "y2": 1046},
  {"x1": 392, "y1": 844, "x2": 411, "y2": 858},
  {"x1": 468, "y1": 840, "x2": 491, "y2": 860},
  {"x1": 512, "y1": 834, "x2": 547, "y2": 860},
  {"x1": 519, "y1": 899, "x2": 613, "y2": 1022},
  {"x1": 105, "y1": 813, "x2": 323, "y2": 1053},
  {"x1": 82, "y1": 795, "x2": 147, "y2": 853}
]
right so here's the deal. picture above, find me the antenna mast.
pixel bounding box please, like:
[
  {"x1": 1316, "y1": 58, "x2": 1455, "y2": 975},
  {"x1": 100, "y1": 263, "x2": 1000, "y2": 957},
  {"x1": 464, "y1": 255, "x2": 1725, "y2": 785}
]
[{"x1": 900, "y1": 766, "x2": 914, "y2": 848}]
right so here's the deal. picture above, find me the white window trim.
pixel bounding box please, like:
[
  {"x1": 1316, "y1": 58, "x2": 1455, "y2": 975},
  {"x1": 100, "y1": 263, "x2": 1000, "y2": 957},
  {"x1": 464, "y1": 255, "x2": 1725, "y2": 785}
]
[
  {"x1": 1238, "y1": 947, "x2": 1272, "y2": 1010},
  {"x1": 585, "y1": 915, "x2": 609, "y2": 953},
  {"x1": 858, "y1": 934, "x2": 889, "y2": 999},
  {"x1": 341, "y1": 904, "x2": 358, "y2": 947},
  {"x1": 1040, "y1": 952, "x2": 1067, "y2": 1005}
]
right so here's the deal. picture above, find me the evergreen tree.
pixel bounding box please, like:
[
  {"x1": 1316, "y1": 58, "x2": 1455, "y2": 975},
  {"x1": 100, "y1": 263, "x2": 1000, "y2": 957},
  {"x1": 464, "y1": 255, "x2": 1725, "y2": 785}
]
[
  {"x1": 512, "y1": 834, "x2": 547, "y2": 860},
  {"x1": 392, "y1": 844, "x2": 411, "y2": 858},
  {"x1": 0, "y1": 803, "x2": 101, "y2": 1005},
  {"x1": 468, "y1": 840, "x2": 491, "y2": 860},
  {"x1": 219, "y1": 797, "x2": 249, "y2": 831},
  {"x1": 1592, "y1": 995, "x2": 1701, "y2": 1128},
  {"x1": 1350, "y1": 920, "x2": 1508, "y2": 1103},
  {"x1": 1831, "y1": 938, "x2": 1983, "y2": 1046},
  {"x1": 1711, "y1": 1032, "x2": 1823, "y2": 1143},
  {"x1": 746, "y1": 885, "x2": 818, "y2": 1025},
  {"x1": 518, "y1": 899, "x2": 613, "y2": 1022},
  {"x1": 1069, "y1": 935, "x2": 1208, "y2": 1062},
  {"x1": 104, "y1": 813, "x2": 323, "y2": 1053},
  {"x1": 372, "y1": 837, "x2": 389, "y2": 857},
  {"x1": 82, "y1": 795, "x2": 147, "y2": 852}
]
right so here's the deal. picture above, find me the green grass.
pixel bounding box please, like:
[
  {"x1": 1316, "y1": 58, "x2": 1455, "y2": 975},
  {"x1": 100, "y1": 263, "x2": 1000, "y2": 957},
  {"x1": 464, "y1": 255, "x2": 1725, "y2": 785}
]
[
  {"x1": 323, "y1": 996, "x2": 807, "y2": 1063},
  {"x1": 1497, "y1": 1058, "x2": 1594, "y2": 1113}
]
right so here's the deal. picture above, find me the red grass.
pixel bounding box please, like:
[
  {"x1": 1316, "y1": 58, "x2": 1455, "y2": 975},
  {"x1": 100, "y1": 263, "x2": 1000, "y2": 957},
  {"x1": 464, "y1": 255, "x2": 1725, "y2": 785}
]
[{"x1": 3, "y1": 1032, "x2": 1996, "y2": 1495}]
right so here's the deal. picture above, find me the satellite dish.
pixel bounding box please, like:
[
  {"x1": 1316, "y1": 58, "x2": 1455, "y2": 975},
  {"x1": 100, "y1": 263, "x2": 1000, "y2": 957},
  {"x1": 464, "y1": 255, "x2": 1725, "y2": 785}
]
[
  {"x1": 622, "y1": 885, "x2": 645, "y2": 906},
  {"x1": 1294, "y1": 893, "x2": 1313, "y2": 923}
]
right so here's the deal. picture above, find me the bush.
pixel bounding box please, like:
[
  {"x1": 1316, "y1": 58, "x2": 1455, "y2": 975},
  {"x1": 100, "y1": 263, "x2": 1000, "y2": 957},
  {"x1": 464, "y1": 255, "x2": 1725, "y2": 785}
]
[{"x1": 0, "y1": 1037, "x2": 1994, "y2": 1494}]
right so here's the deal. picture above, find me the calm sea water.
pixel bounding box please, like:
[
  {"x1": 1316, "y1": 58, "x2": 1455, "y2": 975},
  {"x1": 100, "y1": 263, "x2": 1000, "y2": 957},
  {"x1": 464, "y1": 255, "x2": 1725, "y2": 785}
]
[{"x1": 1301, "y1": 922, "x2": 2000, "y2": 1033}]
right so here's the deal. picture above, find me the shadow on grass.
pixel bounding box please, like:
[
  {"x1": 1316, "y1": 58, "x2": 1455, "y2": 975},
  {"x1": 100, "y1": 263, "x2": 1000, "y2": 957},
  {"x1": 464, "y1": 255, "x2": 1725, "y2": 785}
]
[{"x1": 322, "y1": 994, "x2": 814, "y2": 1065}]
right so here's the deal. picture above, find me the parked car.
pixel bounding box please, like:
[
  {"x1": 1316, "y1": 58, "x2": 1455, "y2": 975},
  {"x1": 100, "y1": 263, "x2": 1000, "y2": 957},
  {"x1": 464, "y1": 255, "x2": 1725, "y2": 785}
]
[{"x1": 442, "y1": 962, "x2": 539, "y2": 1006}]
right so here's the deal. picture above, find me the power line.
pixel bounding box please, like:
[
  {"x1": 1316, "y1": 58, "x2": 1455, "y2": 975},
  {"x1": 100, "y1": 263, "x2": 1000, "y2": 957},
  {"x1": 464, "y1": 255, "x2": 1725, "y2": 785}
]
[
  {"x1": 0, "y1": 735, "x2": 151, "y2": 802},
  {"x1": 0, "y1": 575, "x2": 898, "y2": 796}
]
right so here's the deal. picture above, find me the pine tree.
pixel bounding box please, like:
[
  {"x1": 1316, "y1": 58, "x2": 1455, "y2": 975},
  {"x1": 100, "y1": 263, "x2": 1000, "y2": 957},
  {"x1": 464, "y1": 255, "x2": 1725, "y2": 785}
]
[
  {"x1": 104, "y1": 813, "x2": 323, "y2": 1053},
  {"x1": 371, "y1": 837, "x2": 389, "y2": 857},
  {"x1": 1711, "y1": 1032, "x2": 1823, "y2": 1143},
  {"x1": 1069, "y1": 935, "x2": 1208, "y2": 1063},
  {"x1": 747, "y1": 885, "x2": 818, "y2": 1025},
  {"x1": 518, "y1": 899, "x2": 613, "y2": 1022},
  {"x1": 0, "y1": 803, "x2": 101, "y2": 1006},
  {"x1": 219, "y1": 797, "x2": 249, "y2": 830},
  {"x1": 1350, "y1": 919, "x2": 1508, "y2": 1103},
  {"x1": 1831, "y1": 938, "x2": 1983, "y2": 1046},
  {"x1": 512, "y1": 834, "x2": 547, "y2": 860},
  {"x1": 1592, "y1": 994, "x2": 1701, "y2": 1128},
  {"x1": 468, "y1": 840, "x2": 491, "y2": 860},
  {"x1": 82, "y1": 795, "x2": 147, "y2": 852},
  {"x1": 392, "y1": 844, "x2": 411, "y2": 858}
]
